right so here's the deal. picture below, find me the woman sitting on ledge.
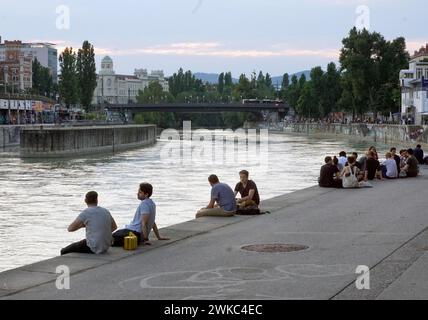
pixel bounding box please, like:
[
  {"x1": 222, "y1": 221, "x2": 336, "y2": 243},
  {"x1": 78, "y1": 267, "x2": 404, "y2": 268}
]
[{"x1": 341, "y1": 156, "x2": 364, "y2": 189}]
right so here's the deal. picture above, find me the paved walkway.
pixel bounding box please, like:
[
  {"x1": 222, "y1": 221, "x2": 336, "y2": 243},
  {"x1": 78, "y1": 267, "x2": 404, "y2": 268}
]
[{"x1": 1, "y1": 167, "x2": 428, "y2": 300}]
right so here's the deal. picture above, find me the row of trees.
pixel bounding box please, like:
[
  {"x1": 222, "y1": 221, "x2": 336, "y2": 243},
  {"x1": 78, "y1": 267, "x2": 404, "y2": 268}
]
[
  {"x1": 283, "y1": 28, "x2": 409, "y2": 120},
  {"x1": 136, "y1": 71, "x2": 259, "y2": 128},
  {"x1": 144, "y1": 27, "x2": 409, "y2": 122},
  {"x1": 58, "y1": 40, "x2": 97, "y2": 109},
  {"x1": 136, "y1": 27, "x2": 409, "y2": 126}
]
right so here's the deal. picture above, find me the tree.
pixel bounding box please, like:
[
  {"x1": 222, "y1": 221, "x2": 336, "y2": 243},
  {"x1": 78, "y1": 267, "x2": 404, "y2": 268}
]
[
  {"x1": 309, "y1": 66, "x2": 324, "y2": 116},
  {"x1": 281, "y1": 73, "x2": 289, "y2": 90},
  {"x1": 322, "y1": 62, "x2": 342, "y2": 116},
  {"x1": 340, "y1": 27, "x2": 386, "y2": 119},
  {"x1": 286, "y1": 75, "x2": 300, "y2": 108},
  {"x1": 257, "y1": 71, "x2": 265, "y2": 88},
  {"x1": 233, "y1": 74, "x2": 253, "y2": 100},
  {"x1": 136, "y1": 81, "x2": 174, "y2": 103},
  {"x1": 168, "y1": 68, "x2": 205, "y2": 98},
  {"x1": 298, "y1": 74, "x2": 307, "y2": 89},
  {"x1": 297, "y1": 82, "x2": 318, "y2": 118},
  {"x1": 59, "y1": 47, "x2": 79, "y2": 108},
  {"x1": 32, "y1": 58, "x2": 53, "y2": 98},
  {"x1": 224, "y1": 72, "x2": 233, "y2": 88},
  {"x1": 77, "y1": 41, "x2": 97, "y2": 110},
  {"x1": 218, "y1": 72, "x2": 224, "y2": 94},
  {"x1": 265, "y1": 73, "x2": 273, "y2": 88}
]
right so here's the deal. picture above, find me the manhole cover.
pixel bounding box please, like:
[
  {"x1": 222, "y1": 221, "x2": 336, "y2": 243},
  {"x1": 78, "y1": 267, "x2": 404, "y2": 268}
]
[{"x1": 241, "y1": 244, "x2": 309, "y2": 253}]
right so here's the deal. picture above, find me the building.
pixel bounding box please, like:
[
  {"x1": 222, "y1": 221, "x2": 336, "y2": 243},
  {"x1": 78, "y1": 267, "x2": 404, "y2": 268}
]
[
  {"x1": 0, "y1": 36, "x2": 58, "y2": 83},
  {"x1": 92, "y1": 56, "x2": 169, "y2": 105},
  {"x1": 0, "y1": 40, "x2": 33, "y2": 92},
  {"x1": 400, "y1": 44, "x2": 428, "y2": 125}
]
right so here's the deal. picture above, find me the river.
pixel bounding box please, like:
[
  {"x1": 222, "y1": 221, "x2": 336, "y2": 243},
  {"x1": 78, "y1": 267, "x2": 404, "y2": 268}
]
[{"x1": 0, "y1": 131, "x2": 391, "y2": 272}]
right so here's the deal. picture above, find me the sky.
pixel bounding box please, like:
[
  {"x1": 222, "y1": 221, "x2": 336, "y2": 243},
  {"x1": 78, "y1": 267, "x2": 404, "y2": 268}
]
[{"x1": 0, "y1": 0, "x2": 426, "y2": 76}]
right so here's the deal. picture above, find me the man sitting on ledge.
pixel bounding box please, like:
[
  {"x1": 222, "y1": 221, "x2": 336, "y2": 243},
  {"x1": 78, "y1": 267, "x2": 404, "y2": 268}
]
[
  {"x1": 235, "y1": 170, "x2": 260, "y2": 208},
  {"x1": 402, "y1": 149, "x2": 419, "y2": 178},
  {"x1": 196, "y1": 174, "x2": 237, "y2": 218},
  {"x1": 61, "y1": 191, "x2": 117, "y2": 255},
  {"x1": 112, "y1": 183, "x2": 169, "y2": 246},
  {"x1": 318, "y1": 156, "x2": 342, "y2": 188}
]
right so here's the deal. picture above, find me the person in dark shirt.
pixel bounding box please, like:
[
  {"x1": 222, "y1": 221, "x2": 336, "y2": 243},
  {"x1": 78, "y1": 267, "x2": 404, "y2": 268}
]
[
  {"x1": 390, "y1": 147, "x2": 401, "y2": 174},
  {"x1": 319, "y1": 156, "x2": 342, "y2": 188},
  {"x1": 403, "y1": 148, "x2": 419, "y2": 177},
  {"x1": 234, "y1": 170, "x2": 260, "y2": 206},
  {"x1": 364, "y1": 151, "x2": 381, "y2": 180},
  {"x1": 414, "y1": 144, "x2": 424, "y2": 164}
]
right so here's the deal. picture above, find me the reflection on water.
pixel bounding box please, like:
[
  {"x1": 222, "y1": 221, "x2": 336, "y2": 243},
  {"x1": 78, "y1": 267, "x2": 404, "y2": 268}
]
[{"x1": 0, "y1": 132, "x2": 392, "y2": 272}]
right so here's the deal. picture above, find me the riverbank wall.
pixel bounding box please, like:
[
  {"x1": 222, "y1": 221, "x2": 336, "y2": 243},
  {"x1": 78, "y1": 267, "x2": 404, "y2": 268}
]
[
  {"x1": 0, "y1": 126, "x2": 25, "y2": 148},
  {"x1": 283, "y1": 123, "x2": 428, "y2": 147},
  {"x1": 20, "y1": 125, "x2": 156, "y2": 158}
]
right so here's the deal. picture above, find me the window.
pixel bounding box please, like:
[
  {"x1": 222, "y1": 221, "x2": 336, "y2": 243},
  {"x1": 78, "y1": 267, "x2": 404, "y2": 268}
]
[{"x1": 416, "y1": 68, "x2": 423, "y2": 79}]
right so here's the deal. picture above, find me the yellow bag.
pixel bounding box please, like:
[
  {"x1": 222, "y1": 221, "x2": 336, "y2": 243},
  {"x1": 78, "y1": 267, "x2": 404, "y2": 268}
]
[{"x1": 124, "y1": 232, "x2": 138, "y2": 250}]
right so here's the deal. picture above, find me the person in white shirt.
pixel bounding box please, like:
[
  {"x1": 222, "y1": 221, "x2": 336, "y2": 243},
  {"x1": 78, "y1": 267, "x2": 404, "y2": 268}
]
[
  {"x1": 381, "y1": 152, "x2": 398, "y2": 179},
  {"x1": 338, "y1": 151, "x2": 347, "y2": 170}
]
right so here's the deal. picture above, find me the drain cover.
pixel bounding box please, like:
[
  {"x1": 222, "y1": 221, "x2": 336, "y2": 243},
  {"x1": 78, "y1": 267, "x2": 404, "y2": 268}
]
[{"x1": 241, "y1": 244, "x2": 309, "y2": 253}]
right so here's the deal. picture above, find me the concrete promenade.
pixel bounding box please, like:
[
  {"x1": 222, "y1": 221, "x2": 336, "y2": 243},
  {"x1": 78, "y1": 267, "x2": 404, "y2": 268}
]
[{"x1": 1, "y1": 167, "x2": 428, "y2": 300}]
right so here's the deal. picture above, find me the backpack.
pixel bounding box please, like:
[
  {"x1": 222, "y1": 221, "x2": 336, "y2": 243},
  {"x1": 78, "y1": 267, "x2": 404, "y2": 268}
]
[
  {"x1": 342, "y1": 166, "x2": 359, "y2": 188},
  {"x1": 236, "y1": 205, "x2": 262, "y2": 215}
]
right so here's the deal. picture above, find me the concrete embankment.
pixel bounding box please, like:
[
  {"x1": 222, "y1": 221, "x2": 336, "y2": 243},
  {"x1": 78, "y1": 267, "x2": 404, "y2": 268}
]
[
  {"x1": 1, "y1": 166, "x2": 428, "y2": 300},
  {"x1": 0, "y1": 125, "x2": 49, "y2": 148},
  {"x1": 284, "y1": 123, "x2": 428, "y2": 147},
  {"x1": 19, "y1": 125, "x2": 156, "y2": 158}
]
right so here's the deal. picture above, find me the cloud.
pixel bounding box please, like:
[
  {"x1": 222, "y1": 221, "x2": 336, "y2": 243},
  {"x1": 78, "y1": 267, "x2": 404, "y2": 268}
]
[
  {"x1": 31, "y1": 39, "x2": 341, "y2": 60},
  {"x1": 406, "y1": 39, "x2": 428, "y2": 55},
  {"x1": 95, "y1": 42, "x2": 340, "y2": 59}
]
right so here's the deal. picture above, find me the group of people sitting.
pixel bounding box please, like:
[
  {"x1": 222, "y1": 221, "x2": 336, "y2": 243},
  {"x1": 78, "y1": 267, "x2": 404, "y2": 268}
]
[
  {"x1": 61, "y1": 183, "x2": 169, "y2": 256},
  {"x1": 319, "y1": 144, "x2": 425, "y2": 189},
  {"x1": 61, "y1": 170, "x2": 261, "y2": 256},
  {"x1": 196, "y1": 170, "x2": 260, "y2": 218}
]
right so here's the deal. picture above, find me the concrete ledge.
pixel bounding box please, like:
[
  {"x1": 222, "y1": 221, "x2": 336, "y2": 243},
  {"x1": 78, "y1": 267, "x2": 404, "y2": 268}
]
[
  {"x1": 283, "y1": 123, "x2": 428, "y2": 148},
  {"x1": 0, "y1": 269, "x2": 58, "y2": 292},
  {"x1": 1, "y1": 166, "x2": 428, "y2": 299},
  {"x1": 20, "y1": 125, "x2": 157, "y2": 158}
]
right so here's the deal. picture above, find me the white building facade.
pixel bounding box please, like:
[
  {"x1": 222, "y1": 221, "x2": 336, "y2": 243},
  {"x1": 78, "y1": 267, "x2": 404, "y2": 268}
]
[
  {"x1": 400, "y1": 44, "x2": 428, "y2": 125},
  {"x1": 92, "y1": 56, "x2": 169, "y2": 105}
]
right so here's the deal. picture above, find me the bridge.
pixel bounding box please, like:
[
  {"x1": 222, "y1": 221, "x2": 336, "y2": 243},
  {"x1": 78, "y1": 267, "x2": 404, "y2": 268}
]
[{"x1": 104, "y1": 102, "x2": 289, "y2": 114}]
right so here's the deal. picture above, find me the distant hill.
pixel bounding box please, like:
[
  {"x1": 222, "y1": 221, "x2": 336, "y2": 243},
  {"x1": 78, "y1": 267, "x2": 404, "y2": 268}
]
[
  {"x1": 193, "y1": 73, "x2": 238, "y2": 84},
  {"x1": 194, "y1": 70, "x2": 311, "y2": 87},
  {"x1": 271, "y1": 70, "x2": 311, "y2": 86}
]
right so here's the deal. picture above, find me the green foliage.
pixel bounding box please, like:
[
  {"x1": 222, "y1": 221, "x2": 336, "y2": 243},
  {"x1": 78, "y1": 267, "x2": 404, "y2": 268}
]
[
  {"x1": 168, "y1": 68, "x2": 205, "y2": 97},
  {"x1": 136, "y1": 81, "x2": 174, "y2": 103},
  {"x1": 59, "y1": 47, "x2": 80, "y2": 107},
  {"x1": 32, "y1": 58, "x2": 54, "y2": 98},
  {"x1": 339, "y1": 27, "x2": 409, "y2": 118},
  {"x1": 77, "y1": 41, "x2": 97, "y2": 110}
]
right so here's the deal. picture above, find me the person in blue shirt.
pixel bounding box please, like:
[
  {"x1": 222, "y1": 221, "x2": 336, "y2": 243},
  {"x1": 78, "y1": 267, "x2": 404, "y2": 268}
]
[
  {"x1": 196, "y1": 174, "x2": 237, "y2": 218},
  {"x1": 112, "y1": 183, "x2": 169, "y2": 246}
]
